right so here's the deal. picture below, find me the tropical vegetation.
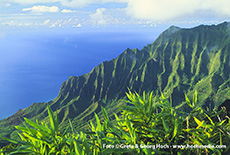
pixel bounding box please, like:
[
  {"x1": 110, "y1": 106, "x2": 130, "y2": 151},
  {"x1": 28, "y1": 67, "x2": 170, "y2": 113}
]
[{"x1": 1, "y1": 90, "x2": 229, "y2": 154}]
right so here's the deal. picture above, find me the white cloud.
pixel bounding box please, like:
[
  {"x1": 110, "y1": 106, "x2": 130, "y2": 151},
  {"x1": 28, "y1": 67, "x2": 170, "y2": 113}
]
[
  {"x1": 126, "y1": 0, "x2": 230, "y2": 21},
  {"x1": 4, "y1": 3, "x2": 11, "y2": 7},
  {"x1": 101, "y1": 0, "x2": 127, "y2": 2},
  {"x1": 50, "y1": 19, "x2": 63, "y2": 27},
  {"x1": 0, "y1": 2, "x2": 11, "y2": 8},
  {"x1": 7, "y1": 0, "x2": 95, "y2": 7},
  {"x1": 42, "y1": 19, "x2": 50, "y2": 25},
  {"x1": 62, "y1": 18, "x2": 72, "y2": 24},
  {"x1": 73, "y1": 23, "x2": 82, "y2": 27},
  {"x1": 6, "y1": 0, "x2": 230, "y2": 22},
  {"x1": 1, "y1": 20, "x2": 23, "y2": 26},
  {"x1": 3, "y1": 0, "x2": 230, "y2": 28},
  {"x1": 202, "y1": 0, "x2": 230, "y2": 16},
  {"x1": 126, "y1": 0, "x2": 198, "y2": 21},
  {"x1": 60, "y1": 0, "x2": 95, "y2": 7},
  {"x1": 7, "y1": 0, "x2": 58, "y2": 5},
  {"x1": 22, "y1": 6, "x2": 59, "y2": 13},
  {"x1": 5, "y1": 0, "x2": 127, "y2": 7},
  {"x1": 61, "y1": 9, "x2": 77, "y2": 13},
  {"x1": 48, "y1": 18, "x2": 80, "y2": 27},
  {"x1": 90, "y1": 8, "x2": 111, "y2": 25},
  {"x1": 24, "y1": 22, "x2": 32, "y2": 26},
  {"x1": 5, "y1": 3, "x2": 11, "y2": 7}
]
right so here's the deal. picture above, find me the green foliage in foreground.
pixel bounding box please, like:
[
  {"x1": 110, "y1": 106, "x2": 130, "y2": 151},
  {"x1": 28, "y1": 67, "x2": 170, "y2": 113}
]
[{"x1": 1, "y1": 91, "x2": 230, "y2": 154}]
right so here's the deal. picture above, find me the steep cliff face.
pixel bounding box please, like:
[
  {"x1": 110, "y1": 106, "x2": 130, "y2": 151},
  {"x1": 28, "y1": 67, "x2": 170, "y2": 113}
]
[
  {"x1": 1, "y1": 22, "x2": 230, "y2": 142},
  {"x1": 152, "y1": 22, "x2": 230, "y2": 107},
  {"x1": 49, "y1": 22, "x2": 230, "y2": 123}
]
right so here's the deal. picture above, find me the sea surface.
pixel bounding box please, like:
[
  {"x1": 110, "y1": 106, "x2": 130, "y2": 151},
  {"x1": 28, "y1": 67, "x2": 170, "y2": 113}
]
[{"x1": 0, "y1": 28, "x2": 163, "y2": 120}]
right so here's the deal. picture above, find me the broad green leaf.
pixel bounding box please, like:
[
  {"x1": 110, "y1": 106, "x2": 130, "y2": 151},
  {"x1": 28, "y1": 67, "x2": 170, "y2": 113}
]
[
  {"x1": 24, "y1": 118, "x2": 51, "y2": 134},
  {"x1": 144, "y1": 128, "x2": 162, "y2": 133},
  {"x1": 90, "y1": 120, "x2": 95, "y2": 132},
  {"x1": 1, "y1": 137, "x2": 22, "y2": 145},
  {"x1": 126, "y1": 91, "x2": 141, "y2": 108},
  {"x1": 15, "y1": 126, "x2": 50, "y2": 138},
  {"x1": 40, "y1": 143, "x2": 48, "y2": 155},
  {"x1": 217, "y1": 120, "x2": 226, "y2": 126},
  {"x1": 171, "y1": 118, "x2": 178, "y2": 141},
  {"x1": 94, "y1": 113, "x2": 102, "y2": 132},
  {"x1": 121, "y1": 106, "x2": 139, "y2": 112},
  {"x1": 22, "y1": 132, "x2": 42, "y2": 142},
  {"x1": 185, "y1": 94, "x2": 193, "y2": 108},
  {"x1": 15, "y1": 126, "x2": 36, "y2": 136},
  {"x1": 147, "y1": 92, "x2": 154, "y2": 119},
  {"x1": 119, "y1": 129, "x2": 132, "y2": 142},
  {"x1": 161, "y1": 93, "x2": 170, "y2": 106},
  {"x1": 161, "y1": 117, "x2": 169, "y2": 133},
  {"x1": 54, "y1": 113, "x2": 59, "y2": 133},
  {"x1": 47, "y1": 104, "x2": 57, "y2": 133},
  {"x1": 36, "y1": 131, "x2": 52, "y2": 143},
  {"x1": 136, "y1": 92, "x2": 144, "y2": 105},
  {"x1": 193, "y1": 90, "x2": 198, "y2": 106},
  {"x1": 143, "y1": 91, "x2": 146, "y2": 102},
  {"x1": 101, "y1": 106, "x2": 109, "y2": 122},
  {"x1": 193, "y1": 117, "x2": 204, "y2": 129},
  {"x1": 220, "y1": 132, "x2": 222, "y2": 145},
  {"x1": 7, "y1": 150, "x2": 34, "y2": 155},
  {"x1": 204, "y1": 113, "x2": 215, "y2": 126},
  {"x1": 156, "y1": 96, "x2": 163, "y2": 105},
  {"x1": 125, "y1": 115, "x2": 132, "y2": 135},
  {"x1": 17, "y1": 132, "x2": 27, "y2": 142},
  {"x1": 125, "y1": 91, "x2": 134, "y2": 102}
]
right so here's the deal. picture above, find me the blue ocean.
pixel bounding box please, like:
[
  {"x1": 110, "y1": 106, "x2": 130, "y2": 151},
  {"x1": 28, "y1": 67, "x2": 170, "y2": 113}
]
[{"x1": 0, "y1": 28, "x2": 162, "y2": 120}]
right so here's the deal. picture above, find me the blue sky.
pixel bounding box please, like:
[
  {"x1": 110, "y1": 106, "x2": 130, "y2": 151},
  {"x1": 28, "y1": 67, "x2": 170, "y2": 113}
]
[
  {"x1": 0, "y1": 0, "x2": 230, "y2": 119},
  {"x1": 0, "y1": 0, "x2": 229, "y2": 32}
]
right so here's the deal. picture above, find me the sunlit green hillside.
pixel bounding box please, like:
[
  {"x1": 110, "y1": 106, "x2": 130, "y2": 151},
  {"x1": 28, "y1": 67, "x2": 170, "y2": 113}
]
[{"x1": 1, "y1": 22, "x2": 230, "y2": 146}]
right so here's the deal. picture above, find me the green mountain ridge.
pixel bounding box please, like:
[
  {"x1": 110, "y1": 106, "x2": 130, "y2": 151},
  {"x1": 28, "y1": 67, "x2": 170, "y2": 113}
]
[{"x1": 1, "y1": 22, "x2": 230, "y2": 145}]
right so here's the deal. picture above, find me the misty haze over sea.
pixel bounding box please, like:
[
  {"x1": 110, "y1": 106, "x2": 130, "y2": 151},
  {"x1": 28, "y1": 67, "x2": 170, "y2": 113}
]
[{"x1": 0, "y1": 29, "x2": 161, "y2": 120}]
